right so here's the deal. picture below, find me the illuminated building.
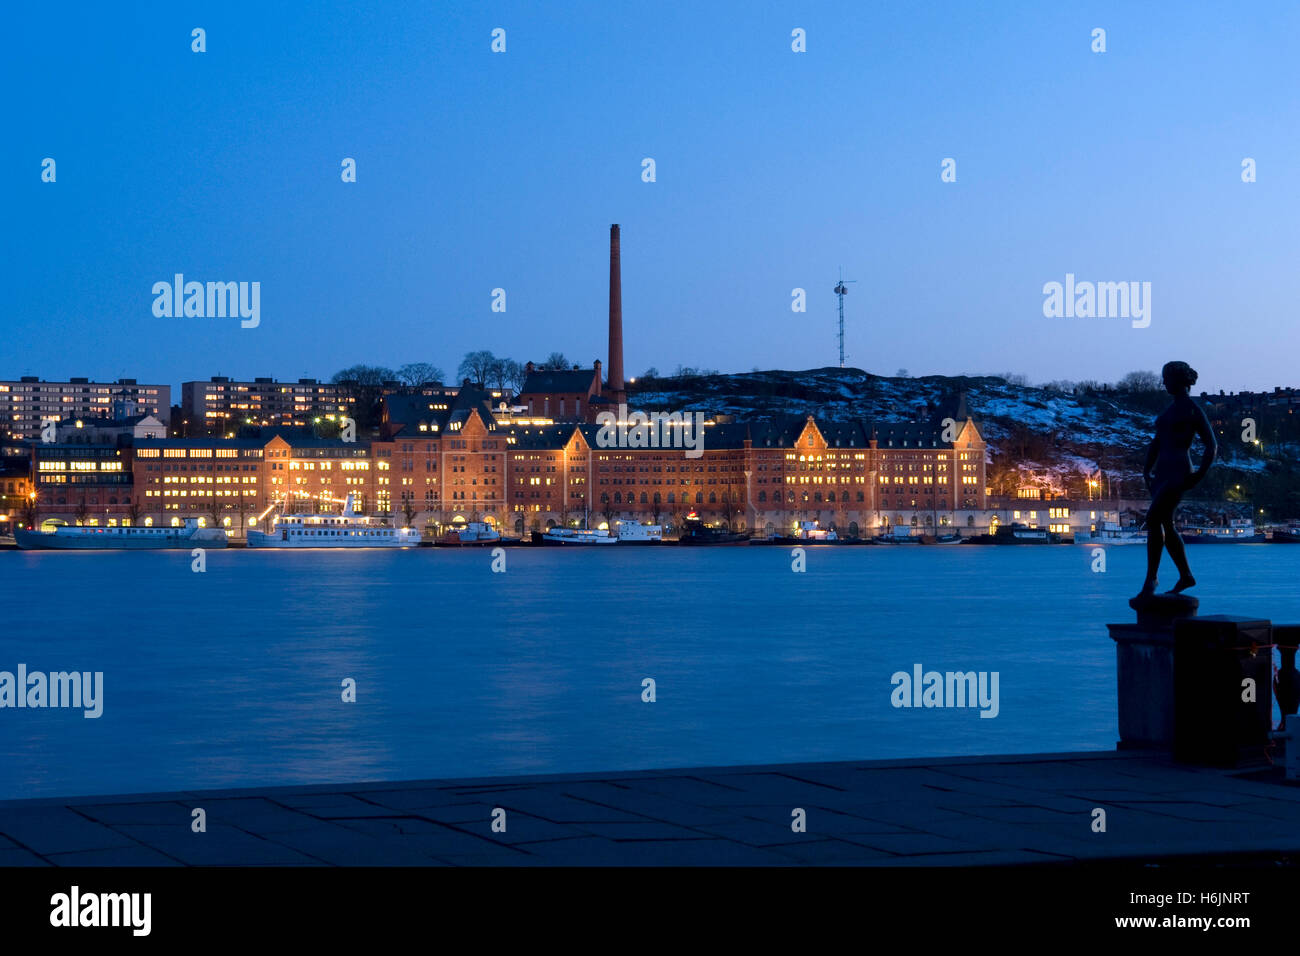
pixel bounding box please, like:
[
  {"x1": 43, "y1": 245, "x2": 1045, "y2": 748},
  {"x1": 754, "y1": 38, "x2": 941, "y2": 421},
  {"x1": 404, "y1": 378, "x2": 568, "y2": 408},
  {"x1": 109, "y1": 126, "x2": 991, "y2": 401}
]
[{"x1": 0, "y1": 377, "x2": 170, "y2": 440}]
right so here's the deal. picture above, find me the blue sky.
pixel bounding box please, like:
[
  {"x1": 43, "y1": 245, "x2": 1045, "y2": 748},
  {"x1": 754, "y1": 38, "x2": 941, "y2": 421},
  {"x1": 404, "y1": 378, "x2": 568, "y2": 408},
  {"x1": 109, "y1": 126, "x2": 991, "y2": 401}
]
[{"x1": 4, "y1": 1, "x2": 1298, "y2": 394}]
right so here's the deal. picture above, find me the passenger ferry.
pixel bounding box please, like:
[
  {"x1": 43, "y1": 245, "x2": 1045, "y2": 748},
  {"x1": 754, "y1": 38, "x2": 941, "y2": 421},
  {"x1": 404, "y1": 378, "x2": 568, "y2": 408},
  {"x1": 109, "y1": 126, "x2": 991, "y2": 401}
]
[
  {"x1": 534, "y1": 526, "x2": 619, "y2": 545},
  {"x1": 15, "y1": 519, "x2": 228, "y2": 550},
  {"x1": 247, "y1": 494, "x2": 420, "y2": 548},
  {"x1": 1182, "y1": 518, "x2": 1266, "y2": 544}
]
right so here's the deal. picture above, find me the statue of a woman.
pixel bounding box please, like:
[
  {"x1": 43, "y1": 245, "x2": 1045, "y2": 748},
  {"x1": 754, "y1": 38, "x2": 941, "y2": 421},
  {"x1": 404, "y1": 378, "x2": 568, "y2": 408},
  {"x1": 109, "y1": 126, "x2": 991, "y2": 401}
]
[{"x1": 1136, "y1": 361, "x2": 1216, "y2": 598}]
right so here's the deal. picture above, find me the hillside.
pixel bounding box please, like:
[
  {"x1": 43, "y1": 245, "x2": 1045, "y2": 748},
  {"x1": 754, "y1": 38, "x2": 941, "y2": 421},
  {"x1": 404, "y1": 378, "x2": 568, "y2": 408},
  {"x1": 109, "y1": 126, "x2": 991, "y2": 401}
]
[{"x1": 628, "y1": 368, "x2": 1295, "y2": 516}]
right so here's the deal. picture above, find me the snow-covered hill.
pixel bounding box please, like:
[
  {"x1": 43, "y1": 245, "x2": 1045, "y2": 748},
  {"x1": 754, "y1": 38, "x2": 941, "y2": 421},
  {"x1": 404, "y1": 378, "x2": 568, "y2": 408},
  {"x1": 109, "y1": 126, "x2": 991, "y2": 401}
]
[{"x1": 629, "y1": 367, "x2": 1279, "y2": 503}]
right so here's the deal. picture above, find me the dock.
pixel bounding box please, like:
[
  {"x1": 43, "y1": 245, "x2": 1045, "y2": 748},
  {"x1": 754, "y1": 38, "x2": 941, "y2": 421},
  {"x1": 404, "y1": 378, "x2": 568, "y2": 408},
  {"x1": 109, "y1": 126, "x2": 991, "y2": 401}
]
[{"x1": 2, "y1": 749, "x2": 1297, "y2": 866}]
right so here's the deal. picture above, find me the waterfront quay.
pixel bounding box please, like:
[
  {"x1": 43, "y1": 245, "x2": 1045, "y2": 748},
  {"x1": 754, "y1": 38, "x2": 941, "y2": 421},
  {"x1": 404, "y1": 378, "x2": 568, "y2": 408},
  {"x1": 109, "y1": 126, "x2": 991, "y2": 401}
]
[{"x1": 2, "y1": 750, "x2": 1297, "y2": 866}]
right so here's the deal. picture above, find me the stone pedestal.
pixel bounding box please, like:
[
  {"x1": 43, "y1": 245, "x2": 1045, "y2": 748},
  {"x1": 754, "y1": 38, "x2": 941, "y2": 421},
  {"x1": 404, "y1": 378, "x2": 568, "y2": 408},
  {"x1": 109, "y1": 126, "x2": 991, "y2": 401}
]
[
  {"x1": 1173, "y1": 615, "x2": 1272, "y2": 767},
  {"x1": 1274, "y1": 625, "x2": 1300, "y2": 728},
  {"x1": 1108, "y1": 595, "x2": 1198, "y2": 750}
]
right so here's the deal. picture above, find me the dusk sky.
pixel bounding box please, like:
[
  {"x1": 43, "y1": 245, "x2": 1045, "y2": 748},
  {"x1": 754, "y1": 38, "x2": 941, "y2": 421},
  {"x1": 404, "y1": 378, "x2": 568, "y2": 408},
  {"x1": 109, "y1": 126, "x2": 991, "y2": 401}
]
[{"x1": 5, "y1": 1, "x2": 1298, "y2": 395}]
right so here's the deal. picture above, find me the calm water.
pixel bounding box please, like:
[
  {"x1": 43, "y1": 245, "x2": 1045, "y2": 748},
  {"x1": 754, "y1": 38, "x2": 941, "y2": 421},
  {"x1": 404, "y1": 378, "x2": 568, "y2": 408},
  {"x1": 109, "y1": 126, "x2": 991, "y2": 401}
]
[{"x1": 1, "y1": 543, "x2": 1296, "y2": 800}]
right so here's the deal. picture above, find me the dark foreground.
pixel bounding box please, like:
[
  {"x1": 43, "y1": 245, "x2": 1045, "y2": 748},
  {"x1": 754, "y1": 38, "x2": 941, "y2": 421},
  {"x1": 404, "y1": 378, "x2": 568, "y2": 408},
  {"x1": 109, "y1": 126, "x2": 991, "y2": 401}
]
[{"x1": 1, "y1": 749, "x2": 1297, "y2": 866}]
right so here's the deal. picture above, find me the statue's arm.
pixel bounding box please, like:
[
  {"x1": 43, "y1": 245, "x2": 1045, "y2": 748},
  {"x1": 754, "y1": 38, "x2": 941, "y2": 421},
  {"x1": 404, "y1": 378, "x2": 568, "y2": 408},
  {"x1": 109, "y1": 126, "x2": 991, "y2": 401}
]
[{"x1": 1187, "y1": 404, "x2": 1217, "y2": 488}]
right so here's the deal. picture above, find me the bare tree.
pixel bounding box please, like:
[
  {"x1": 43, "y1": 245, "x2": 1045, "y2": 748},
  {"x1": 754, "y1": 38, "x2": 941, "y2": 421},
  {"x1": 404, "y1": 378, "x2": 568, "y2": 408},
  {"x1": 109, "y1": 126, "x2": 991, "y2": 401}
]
[
  {"x1": 458, "y1": 351, "x2": 497, "y2": 385},
  {"x1": 544, "y1": 352, "x2": 569, "y2": 370},
  {"x1": 1116, "y1": 370, "x2": 1162, "y2": 392},
  {"x1": 398, "y1": 363, "x2": 445, "y2": 386},
  {"x1": 488, "y1": 358, "x2": 521, "y2": 392},
  {"x1": 507, "y1": 361, "x2": 530, "y2": 392},
  {"x1": 331, "y1": 365, "x2": 396, "y2": 386},
  {"x1": 331, "y1": 365, "x2": 396, "y2": 428}
]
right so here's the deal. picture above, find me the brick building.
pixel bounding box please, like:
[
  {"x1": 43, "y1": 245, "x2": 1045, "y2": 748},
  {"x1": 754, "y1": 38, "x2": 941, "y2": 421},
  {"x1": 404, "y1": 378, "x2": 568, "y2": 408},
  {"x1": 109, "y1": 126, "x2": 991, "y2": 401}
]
[{"x1": 513, "y1": 363, "x2": 603, "y2": 422}]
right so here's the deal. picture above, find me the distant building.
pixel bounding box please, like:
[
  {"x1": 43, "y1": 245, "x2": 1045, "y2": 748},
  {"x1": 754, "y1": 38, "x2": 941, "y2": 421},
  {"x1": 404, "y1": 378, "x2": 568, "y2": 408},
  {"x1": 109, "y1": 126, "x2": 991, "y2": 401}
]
[
  {"x1": 0, "y1": 442, "x2": 33, "y2": 531},
  {"x1": 514, "y1": 362, "x2": 603, "y2": 422},
  {"x1": 0, "y1": 377, "x2": 170, "y2": 440},
  {"x1": 55, "y1": 413, "x2": 166, "y2": 445},
  {"x1": 180, "y1": 377, "x2": 356, "y2": 434},
  {"x1": 31, "y1": 441, "x2": 132, "y2": 525}
]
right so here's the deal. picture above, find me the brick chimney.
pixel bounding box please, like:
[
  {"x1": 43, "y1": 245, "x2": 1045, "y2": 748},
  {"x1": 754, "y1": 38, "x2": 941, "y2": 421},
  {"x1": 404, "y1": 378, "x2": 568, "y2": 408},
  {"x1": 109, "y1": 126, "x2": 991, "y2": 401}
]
[{"x1": 608, "y1": 224, "x2": 625, "y2": 403}]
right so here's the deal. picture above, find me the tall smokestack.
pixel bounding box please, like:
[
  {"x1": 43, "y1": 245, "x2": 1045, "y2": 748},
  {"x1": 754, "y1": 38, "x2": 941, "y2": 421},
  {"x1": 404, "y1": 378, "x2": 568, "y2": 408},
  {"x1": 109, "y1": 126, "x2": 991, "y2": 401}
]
[{"x1": 608, "y1": 223, "x2": 625, "y2": 401}]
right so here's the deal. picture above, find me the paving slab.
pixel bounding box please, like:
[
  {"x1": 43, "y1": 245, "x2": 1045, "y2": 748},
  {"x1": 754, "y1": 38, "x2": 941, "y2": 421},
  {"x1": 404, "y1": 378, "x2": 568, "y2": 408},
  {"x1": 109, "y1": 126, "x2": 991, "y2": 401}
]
[
  {"x1": 0, "y1": 808, "x2": 139, "y2": 856},
  {"x1": 3, "y1": 751, "x2": 1299, "y2": 866}
]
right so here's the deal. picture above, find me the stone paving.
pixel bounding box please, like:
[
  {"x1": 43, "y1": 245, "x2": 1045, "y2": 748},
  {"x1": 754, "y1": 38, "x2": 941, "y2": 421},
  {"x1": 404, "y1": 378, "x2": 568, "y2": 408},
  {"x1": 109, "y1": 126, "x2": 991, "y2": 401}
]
[{"x1": 1, "y1": 750, "x2": 1298, "y2": 866}]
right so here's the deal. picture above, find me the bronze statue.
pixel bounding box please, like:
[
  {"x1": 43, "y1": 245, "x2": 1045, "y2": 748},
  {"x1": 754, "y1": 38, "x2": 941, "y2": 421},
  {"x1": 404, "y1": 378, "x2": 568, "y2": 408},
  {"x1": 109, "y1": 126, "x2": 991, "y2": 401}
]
[{"x1": 1136, "y1": 361, "x2": 1216, "y2": 598}]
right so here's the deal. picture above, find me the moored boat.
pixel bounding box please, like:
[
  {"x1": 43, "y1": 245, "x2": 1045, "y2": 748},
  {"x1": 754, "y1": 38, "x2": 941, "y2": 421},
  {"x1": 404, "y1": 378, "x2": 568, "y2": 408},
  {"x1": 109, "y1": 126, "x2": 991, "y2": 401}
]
[
  {"x1": 675, "y1": 513, "x2": 749, "y2": 545},
  {"x1": 247, "y1": 494, "x2": 420, "y2": 548},
  {"x1": 794, "y1": 520, "x2": 838, "y2": 542},
  {"x1": 926, "y1": 532, "x2": 964, "y2": 544},
  {"x1": 614, "y1": 520, "x2": 663, "y2": 544},
  {"x1": 1076, "y1": 521, "x2": 1147, "y2": 546},
  {"x1": 1181, "y1": 519, "x2": 1266, "y2": 544},
  {"x1": 963, "y1": 522, "x2": 1061, "y2": 545},
  {"x1": 15, "y1": 519, "x2": 227, "y2": 550},
  {"x1": 438, "y1": 521, "x2": 502, "y2": 546},
  {"x1": 534, "y1": 526, "x2": 618, "y2": 545}
]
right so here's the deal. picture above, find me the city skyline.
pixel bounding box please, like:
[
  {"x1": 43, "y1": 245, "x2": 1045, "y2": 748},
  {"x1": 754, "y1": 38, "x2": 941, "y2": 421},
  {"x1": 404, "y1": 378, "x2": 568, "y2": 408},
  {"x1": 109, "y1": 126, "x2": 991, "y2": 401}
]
[{"x1": 7, "y1": 1, "x2": 1300, "y2": 394}]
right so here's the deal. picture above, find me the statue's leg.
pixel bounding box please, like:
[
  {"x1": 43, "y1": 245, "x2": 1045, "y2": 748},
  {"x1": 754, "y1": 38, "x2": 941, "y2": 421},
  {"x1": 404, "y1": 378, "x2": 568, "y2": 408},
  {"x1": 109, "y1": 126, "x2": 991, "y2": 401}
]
[
  {"x1": 1163, "y1": 504, "x2": 1196, "y2": 592},
  {"x1": 1139, "y1": 496, "x2": 1167, "y2": 596}
]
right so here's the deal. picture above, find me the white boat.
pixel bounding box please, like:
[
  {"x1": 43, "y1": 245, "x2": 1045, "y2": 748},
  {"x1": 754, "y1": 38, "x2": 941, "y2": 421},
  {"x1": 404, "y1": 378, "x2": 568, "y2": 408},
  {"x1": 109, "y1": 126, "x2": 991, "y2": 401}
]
[
  {"x1": 614, "y1": 521, "x2": 663, "y2": 544},
  {"x1": 247, "y1": 494, "x2": 420, "y2": 548},
  {"x1": 537, "y1": 527, "x2": 618, "y2": 545},
  {"x1": 1182, "y1": 518, "x2": 1266, "y2": 544},
  {"x1": 15, "y1": 519, "x2": 227, "y2": 550},
  {"x1": 1078, "y1": 521, "x2": 1147, "y2": 546}
]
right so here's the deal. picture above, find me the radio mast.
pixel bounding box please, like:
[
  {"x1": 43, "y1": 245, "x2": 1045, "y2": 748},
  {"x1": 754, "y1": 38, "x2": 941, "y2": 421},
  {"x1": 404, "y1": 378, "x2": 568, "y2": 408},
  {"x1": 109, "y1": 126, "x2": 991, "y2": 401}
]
[{"x1": 834, "y1": 268, "x2": 856, "y2": 368}]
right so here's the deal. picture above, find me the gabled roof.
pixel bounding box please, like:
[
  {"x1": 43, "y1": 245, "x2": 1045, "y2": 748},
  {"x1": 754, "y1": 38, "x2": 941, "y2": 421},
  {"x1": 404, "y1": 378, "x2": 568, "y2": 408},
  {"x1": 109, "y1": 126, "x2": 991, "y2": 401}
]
[{"x1": 384, "y1": 385, "x2": 499, "y2": 437}]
